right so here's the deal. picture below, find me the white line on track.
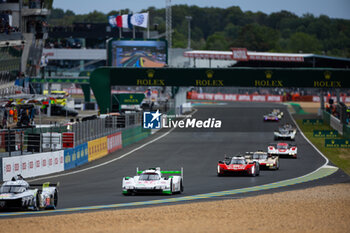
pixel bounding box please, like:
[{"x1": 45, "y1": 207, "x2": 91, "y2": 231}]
[
  {"x1": 285, "y1": 104, "x2": 329, "y2": 166},
  {"x1": 29, "y1": 109, "x2": 198, "y2": 182}
]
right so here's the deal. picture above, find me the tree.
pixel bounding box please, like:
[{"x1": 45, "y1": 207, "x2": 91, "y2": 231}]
[
  {"x1": 234, "y1": 24, "x2": 279, "y2": 51},
  {"x1": 205, "y1": 32, "x2": 228, "y2": 50},
  {"x1": 288, "y1": 32, "x2": 322, "y2": 53}
]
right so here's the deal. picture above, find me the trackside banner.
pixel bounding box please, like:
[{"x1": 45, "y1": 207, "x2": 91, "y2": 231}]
[
  {"x1": 2, "y1": 151, "x2": 64, "y2": 181},
  {"x1": 189, "y1": 92, "x2": 282, "y2": 102},
  {"x1": 88, "y1": 136, "x2": 108, "y2": 162},
  {"x1": 64, "y1": 143, "x2": 88, "y2": 170},
  {"x1": 312, "y1": 96, "x2": 350, "y2": 103},
  {"x1": 107, "y1": 132, "x2": 122, "y2": 153}
]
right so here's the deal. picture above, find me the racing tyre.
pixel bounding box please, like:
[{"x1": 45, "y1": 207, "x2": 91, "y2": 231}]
[
  {"x1": 256, "y1": 163, "x2": 260, "y2": 176},
  {"x1": 251, "y1": 163, "x2": 257, "y2": 177},
  {"x1": 35, "y1": 190, "x2": 42, "y2": 211},
  {"x1": 170, "y1": 179, "x2": 174, "y2": 195},
  {"x1": 217, "y1": 166, "x2": 223, "y2": 176},
  {"x1": 180, "y1": 179, "x2": 184, "y2": 193},
  {"x1": 53, "y1": 190, "x2": 58, "y2": 209},
  {"x1": 275, "y1": 160, "x2": 280, "y2": 170}
]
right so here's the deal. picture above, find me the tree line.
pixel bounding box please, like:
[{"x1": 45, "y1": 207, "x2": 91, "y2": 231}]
[{"x1": 48, "y1": 5, "x2": 350, "y2": 58}]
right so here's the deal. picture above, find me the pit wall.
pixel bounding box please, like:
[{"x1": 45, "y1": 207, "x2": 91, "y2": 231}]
[{"x1": 2, "y1": 126, "x2": 151, "y2": 181}]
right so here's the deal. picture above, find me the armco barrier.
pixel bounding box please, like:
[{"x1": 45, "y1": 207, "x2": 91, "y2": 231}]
[
  {"x1": 107, "y1": 132, "x2": 122, "y2": 153},
  {"x1": 122, "y1": 126, "x2": 151, "y2": 147},
  {"x1": 64, "y1": 143, "x2": 88, "y2": 170},
  {"x1": 2, "y1": 150, "x2": 64, "y2": 181},
  {"x1": 88, "y1": 136, "x2": 108, "y2": 162}
]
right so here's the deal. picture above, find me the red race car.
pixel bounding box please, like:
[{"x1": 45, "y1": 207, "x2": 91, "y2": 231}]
[{"x1": 217, "y1": 155, "x2": 260, "y2": 177}]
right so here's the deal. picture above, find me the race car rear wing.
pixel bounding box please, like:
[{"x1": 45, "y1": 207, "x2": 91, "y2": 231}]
[
  {"x1": 30, "y1": 182, "x2": 60, "y2": 189},
  {"x1": 136, "y1": 167, "x2": 184, "y2": 179}
]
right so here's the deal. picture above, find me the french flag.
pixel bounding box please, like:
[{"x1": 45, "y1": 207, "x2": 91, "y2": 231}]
[{"x1": 117, "y1": 14, "x2": 133, "y2": 29}]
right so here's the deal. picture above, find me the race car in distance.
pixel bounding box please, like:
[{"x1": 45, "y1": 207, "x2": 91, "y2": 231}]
[
  {"x1": 122, "y1": 167, "x2": 183, "y2": 195},
  {"x1": 263, "y1": 113, "x2": 279, "y2": 121},
  {"x1": 217, "y1": 155, "x2": 260, "y2": 176},
  {"x1": 272, "y1": 109, "x2": 284, "y2": 119},
  {"x1": 245, "y1": 151, "x2": 279, "y2": 170},
  {"x1": 0, "y1": 175, "x2": 59, "y2": 210},
  {"x1": 268, "y1": 142, "x2": 298, "y2": 158},
  {"x1": 274, "y1": 123, "x2": 297, "y2": 140}
]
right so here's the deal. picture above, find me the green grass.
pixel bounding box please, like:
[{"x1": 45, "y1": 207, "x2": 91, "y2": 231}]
[
  {"x1": 296, "y1": 119, "x2": 350, "y2": 175},
  {"x1": 289, "y1": 103, "x2": 309, "y2": 114}
]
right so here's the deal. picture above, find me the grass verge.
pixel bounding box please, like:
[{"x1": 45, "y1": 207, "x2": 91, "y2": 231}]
[{"x1": 295, "y1": 119, "x2": 350, "y2": 175}]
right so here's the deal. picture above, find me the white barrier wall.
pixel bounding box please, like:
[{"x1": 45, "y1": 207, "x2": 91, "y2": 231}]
[{"x1": 2, "y1": 151, "x2": 64, "y2": 181}]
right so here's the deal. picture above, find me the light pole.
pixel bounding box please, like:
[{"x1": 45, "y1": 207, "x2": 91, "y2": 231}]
[{"x1": 185, "y1": 16, "x2": 192, "y2": 49}]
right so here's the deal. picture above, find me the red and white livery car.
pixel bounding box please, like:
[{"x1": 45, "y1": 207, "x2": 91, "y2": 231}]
[
  {"x1": 268, "y1": 142, "x2": 297, "y2": 158},
  {"x1": 217, "y1": 155, "x2": 260, "y2": 176}
]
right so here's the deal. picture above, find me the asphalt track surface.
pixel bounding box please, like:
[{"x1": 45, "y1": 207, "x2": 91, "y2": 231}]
[{"x1": 18, "y1": 101, "x2": 335, "y2": 210}]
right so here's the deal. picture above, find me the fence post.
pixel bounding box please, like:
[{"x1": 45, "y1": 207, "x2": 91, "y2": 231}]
[
  {"x1": 20, "y1": 130, "x2": 23, "y2": 155},
  {"x1": 7, "y1": 128, "x2": 11, "y2": 157},
  {"x1": 50, "y1": 121, "x2": 52, "y2": 151}
]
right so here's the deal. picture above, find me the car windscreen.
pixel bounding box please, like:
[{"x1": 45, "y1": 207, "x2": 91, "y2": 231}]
[
  {"x1": 277, "y1": 144, "x2": 288, "y2": 149},
  {"x1": 139, "y1": 173, "x2": 160, "y2": 181},
  {"x1": 0, "y1": 185, "x2": 26, "y2": 193},
  {"x1": 253, "y1": 153, "x2": 267, "y2": 159},
  {"x1": 230, "y1": 159, "x2": 245, "y2": 164}
]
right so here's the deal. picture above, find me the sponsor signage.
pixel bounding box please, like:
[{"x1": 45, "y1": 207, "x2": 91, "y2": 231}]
[
  {"x1": 136, "y1": 69, "x2": 165, "y2": 86},
  {"x1": 114, "y1": 93, "x2": 145, "y2": 105},
  {"x1": 88, "y1": 136, "x2": 108, "y2": 162},
  {"x1": 195, "y1": 70, "x2": 224, "y2": 87},
  {"x1": 231, "y1": 48, "x2": 249, "y2": 61},
  {"x1": 62, "y1": 132, "x2": 75, "y2": 148},
  {"x1": 325, "y1": 139, "x2": 350, "y2": 148},
  {"x1": 2, "y1": 151, "x2": 64, "y2": 181},
  {"x1": 313, "y1": 130, "x2": 338, "y2": 138},
  {"x1": 314, "y1": 71, "x2": 342, "y2": 88},
  {"x1": 302, "y1": 119, "x2": 324, "y2": 125},
  {"x1": 189, "y1": 93, "x2": 282, "y2": 102},
  {"x1": 254, "y1": 70, "x2": 284, "y2": 87},
  {"x1": 64, "y1": 143, "x2": 88, "y2": 170},
  {"x1": 42, "y1": 132, "x2": 62, "y2": 150},
  {"x1": 107, "y1": 132, "x2": 122, "y2": 153}
]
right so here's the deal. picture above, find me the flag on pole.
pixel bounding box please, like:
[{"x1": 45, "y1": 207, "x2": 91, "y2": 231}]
[
  {"x1": 116, "y1": 14, "x2": 133, "y2": 29},
  {"x1": 130, "y1": 12, "x2": 149, "y2": 28},
  {"x1": 108, "y1": 15, "x2": 118, "y2": 27}
]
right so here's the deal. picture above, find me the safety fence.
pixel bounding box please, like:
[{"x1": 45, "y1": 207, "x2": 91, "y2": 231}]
[
  {"x1": 72, "y1": 113, "x2": 142, "y2": 146},
  {"x1": 0, "y1": 128, "x2": 64, "y2": 156},
  {"x1": 0, "y1": 112, "x2": 142, "y2": 157},
  {"x1": 1, "y1": 111, "x2": 152, "y2": 181}
]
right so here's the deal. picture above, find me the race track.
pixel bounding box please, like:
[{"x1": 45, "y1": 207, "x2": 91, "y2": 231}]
[{"x1": 33, "y1": 102, "x2": 327, "y2": 209}]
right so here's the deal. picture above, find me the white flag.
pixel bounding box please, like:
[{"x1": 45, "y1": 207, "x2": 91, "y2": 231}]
[{"x1": 130, "y1": 12, "x2": 149, "y2": 28}]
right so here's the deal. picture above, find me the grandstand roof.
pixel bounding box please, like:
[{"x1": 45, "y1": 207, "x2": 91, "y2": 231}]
[
  {"x1": 184, "y1": 50, "x2": 350, "y2": 62},
  {"x1": 183, "y1": 49, "x2": 350, "y2": 68}
]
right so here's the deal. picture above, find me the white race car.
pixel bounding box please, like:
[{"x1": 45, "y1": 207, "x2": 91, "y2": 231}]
[
  {"x1": 245, "y1": 151, "x2": 280, "y2": 170},
  {"x1": 272, "y1": 109, "x2": 283, "y2": 118},
  {"x1": 268, "y1": 142, "x2": 298, "y2": 158},
  {"x1": 122, "y1": 167, "x2": 183, "y2": 195},
  {"x1": 274, "y1": 123, "x2": 297, "y2": 140},
  {"x1": 0, "y1": 175, "x2": 59, "y2": 210}
]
